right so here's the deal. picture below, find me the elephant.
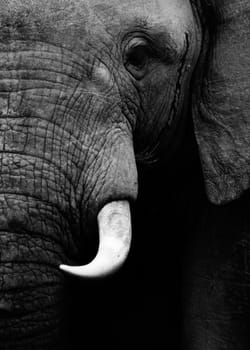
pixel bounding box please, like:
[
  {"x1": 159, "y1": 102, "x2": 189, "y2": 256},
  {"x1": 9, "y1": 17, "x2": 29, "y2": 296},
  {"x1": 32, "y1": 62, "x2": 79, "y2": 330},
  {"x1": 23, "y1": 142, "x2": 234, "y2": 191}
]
[{"x1": 0, "y1": 0, "x2": 249, "y2": 349}]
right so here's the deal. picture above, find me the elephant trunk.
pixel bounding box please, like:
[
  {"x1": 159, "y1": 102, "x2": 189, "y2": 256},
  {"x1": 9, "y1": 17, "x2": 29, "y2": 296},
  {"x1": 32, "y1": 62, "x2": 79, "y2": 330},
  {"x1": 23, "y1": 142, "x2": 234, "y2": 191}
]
[
  {"x1": 0, "y1": 44, "x2": 84, "y2": 346},
  {"x1": 0, "y1": 193, "x2": 76, "y2": 348}
]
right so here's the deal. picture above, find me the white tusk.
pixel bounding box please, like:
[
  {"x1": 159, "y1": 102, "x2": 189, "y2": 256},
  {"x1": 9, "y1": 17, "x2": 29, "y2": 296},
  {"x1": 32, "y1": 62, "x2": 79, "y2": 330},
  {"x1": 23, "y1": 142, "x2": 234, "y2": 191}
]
[{"x1": 59, "y1": 200, "x2": 132, "y2": 278}]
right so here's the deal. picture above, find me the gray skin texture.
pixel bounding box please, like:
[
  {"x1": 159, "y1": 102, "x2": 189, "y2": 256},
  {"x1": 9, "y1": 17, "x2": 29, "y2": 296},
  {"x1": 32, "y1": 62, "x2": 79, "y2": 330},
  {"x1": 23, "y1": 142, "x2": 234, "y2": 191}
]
[
  {"x1": 0, "y1": 1, "x2": 199, "y2": 349},
  {"x1": 0, "y1": 0, "x2": 249, "y2": 349}
]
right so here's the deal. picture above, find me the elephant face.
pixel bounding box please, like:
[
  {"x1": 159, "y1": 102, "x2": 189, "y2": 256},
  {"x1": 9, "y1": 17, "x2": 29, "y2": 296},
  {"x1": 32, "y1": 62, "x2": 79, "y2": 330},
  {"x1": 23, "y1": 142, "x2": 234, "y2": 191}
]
[
  {"x1": 0, "y1": 0, "x2": 249, "y2": 348},
  {"x1": 0, "y1": 0, "x2": 201, "y2": 346},
  {"x1": 0, "y1": 0, "x2": 200, "y2": 212}
]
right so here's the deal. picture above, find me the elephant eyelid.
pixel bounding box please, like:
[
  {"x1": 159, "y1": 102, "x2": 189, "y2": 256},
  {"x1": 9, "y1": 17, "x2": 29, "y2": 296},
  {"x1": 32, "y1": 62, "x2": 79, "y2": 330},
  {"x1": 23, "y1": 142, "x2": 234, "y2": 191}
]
[{"x1": 124, "y1": 35, "x2": 177, "y2": 65}]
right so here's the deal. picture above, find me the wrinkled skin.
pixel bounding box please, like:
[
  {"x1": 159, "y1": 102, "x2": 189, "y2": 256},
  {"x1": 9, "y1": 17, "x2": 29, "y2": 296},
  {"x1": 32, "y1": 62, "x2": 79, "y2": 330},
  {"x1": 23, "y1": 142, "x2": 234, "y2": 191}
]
[
  {"x1": 0, "y1": 1, "x2": 199, "y2": 348},
  {"x1": 0, "y1": 0, "x2": 249, "y2": 349}
]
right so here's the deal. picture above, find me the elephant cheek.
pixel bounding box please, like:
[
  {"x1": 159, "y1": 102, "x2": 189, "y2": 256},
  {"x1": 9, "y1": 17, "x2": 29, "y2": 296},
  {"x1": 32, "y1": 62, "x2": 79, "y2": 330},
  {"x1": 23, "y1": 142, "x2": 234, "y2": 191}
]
[{"x1": 80, "y1": 135, "x2": 138, "y2": 222}]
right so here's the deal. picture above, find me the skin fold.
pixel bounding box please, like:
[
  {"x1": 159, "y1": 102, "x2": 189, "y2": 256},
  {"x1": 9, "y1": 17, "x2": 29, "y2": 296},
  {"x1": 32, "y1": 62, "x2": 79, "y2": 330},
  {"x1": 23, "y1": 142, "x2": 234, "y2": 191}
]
[{"x1": 0, "y1": 0, "x2": 249, "y2": 349}]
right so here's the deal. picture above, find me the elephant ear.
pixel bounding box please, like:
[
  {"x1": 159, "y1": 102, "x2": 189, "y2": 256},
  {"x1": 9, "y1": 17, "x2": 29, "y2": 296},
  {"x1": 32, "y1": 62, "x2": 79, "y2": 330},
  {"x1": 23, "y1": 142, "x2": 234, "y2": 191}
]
[{"x1": 192, "y1": 0, "x2": 250, "y2": 204}]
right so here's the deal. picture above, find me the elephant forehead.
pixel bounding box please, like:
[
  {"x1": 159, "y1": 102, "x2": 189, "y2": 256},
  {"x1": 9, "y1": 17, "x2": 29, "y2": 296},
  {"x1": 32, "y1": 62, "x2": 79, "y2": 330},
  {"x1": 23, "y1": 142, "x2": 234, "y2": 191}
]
[
  {"x1": 0, "y1": 0, "x2": 193, "y2": 18},
  {"x1": 0, "y1": 0, "x2": 194, "y2": 51},
  {"x1": 89, "y1": 0, "x2": 194, "y2": 39}
]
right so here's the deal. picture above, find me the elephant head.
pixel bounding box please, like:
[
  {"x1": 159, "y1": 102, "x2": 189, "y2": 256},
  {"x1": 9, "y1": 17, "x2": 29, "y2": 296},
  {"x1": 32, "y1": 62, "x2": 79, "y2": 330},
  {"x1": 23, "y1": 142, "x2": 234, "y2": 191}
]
[{"x1": 0, "y1": 0, "x2": 249, "y2": 348}]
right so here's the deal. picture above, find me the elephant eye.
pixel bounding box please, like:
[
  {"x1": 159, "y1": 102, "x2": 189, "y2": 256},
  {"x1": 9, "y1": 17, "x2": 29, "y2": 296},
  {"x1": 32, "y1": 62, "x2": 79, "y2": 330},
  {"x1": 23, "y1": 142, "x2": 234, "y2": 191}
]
[{"x1": 124, "y1": 38, "x2": 155, "y2": 79}]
